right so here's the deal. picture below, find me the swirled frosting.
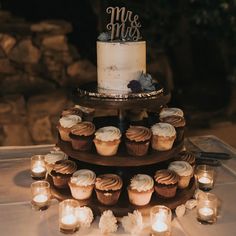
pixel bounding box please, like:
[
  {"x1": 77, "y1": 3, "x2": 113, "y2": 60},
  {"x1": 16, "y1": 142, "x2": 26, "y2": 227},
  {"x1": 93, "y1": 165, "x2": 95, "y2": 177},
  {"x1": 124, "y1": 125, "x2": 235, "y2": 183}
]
[
  {"x1": 95, "y1": 174, "x2": 123, "y2": 191},
  {"x1": 176, "y1": 151, "x2": 195, "y2": 165},
  {"x1": 59, "y1": 115, "x2": 81, "y2": 128},
  {"x1": 61, "y1": 107, "x2": 83, "y2": 117},
  {"x1": 70, "y1": 122, "x2": 95, "y2": 136},
  {"x1": 154, "y1": 169, "x2": 179, "y2": 185},
  {"x1": 71, "y1": 169, "x2": 96, "y2": 186},
  {"x1": 151, "y1": 122, "x2": 176, "y2": 137},
  {"x1": 159, "y1": 108, "x2": 184, "y2": 119},
  {"x1": 53, "y1": 160, "x2": 77, "y2": 175},
  {"x1": 168, "y1": 161, "x2": 193, "y2": 177},
  {"x1": 44, "y1": 152, "x2": 68, "y2": 164},
  {"x1": 160, "y1": 115, "x2": 186, "y2": 128},
  {"x1": 126, "y1": 126, "x2": 151, "y2": 142},
  {"x1": 130, "y1": 174, "x2": 154, "y2": 192},
  {"x1": 95, "y1": 126, "x2": 121, "y2": 142}
]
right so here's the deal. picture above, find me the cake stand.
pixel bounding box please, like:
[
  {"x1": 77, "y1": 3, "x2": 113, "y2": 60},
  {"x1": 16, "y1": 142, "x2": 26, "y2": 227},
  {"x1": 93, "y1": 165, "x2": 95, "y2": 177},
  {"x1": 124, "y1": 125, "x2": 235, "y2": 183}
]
[{"x1": 54, "y1": 82, "x2": 195, "y2": 216}]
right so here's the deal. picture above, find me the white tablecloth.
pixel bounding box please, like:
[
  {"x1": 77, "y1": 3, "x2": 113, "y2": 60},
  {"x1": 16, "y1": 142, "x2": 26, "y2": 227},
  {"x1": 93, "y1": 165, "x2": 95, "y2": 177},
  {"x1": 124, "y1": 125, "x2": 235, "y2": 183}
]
[{"x1": 0, "y1": 135, "x2": 236, "y2": 236}]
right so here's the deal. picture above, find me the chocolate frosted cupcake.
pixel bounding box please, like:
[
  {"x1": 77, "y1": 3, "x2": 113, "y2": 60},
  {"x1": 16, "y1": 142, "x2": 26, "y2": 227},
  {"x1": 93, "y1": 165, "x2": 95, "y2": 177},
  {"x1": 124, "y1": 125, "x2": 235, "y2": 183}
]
[
  {"x1": 50, "y1": 160, "x2": 77, "y2": 189},
  {"x1": 168, "y1": 161, "x2": 193, "y2": 189},
  {"x1": 175, "y1": 151, "x2": 196, "y2": 169},
  {"x1": 95, "y1": 174, "x2": 123, "y2": 206},
  {"x1": 69, "y1": 122, "x2": 95, "y2": 151},
  {"x1": 57, "y1": 115, "x2": 81, "y2": 142},
  {"x1": 151, "y1": 123, "x2": 176, "y2": 151},
  {"x1": 160, "y1": 115, "x2": 186, "y2": 142},
  {"x1": 154, "y1": 170, "x2": 179, "y2": 198},
  {"x1": 127, "y1": 174, "x2": 154, "y2": 206},
  {"x1": 93, "y1": 126, "x2": 121, "y2": 156},
  {"x1": 69, "y1": 169, "x2": 96, "y2": 200},
  {"x1": 125, "y1": 126, "x2": 151, "y2": 156},
  {"x1": 61, "y1": 106, "x2": 83, "y2": 117}
]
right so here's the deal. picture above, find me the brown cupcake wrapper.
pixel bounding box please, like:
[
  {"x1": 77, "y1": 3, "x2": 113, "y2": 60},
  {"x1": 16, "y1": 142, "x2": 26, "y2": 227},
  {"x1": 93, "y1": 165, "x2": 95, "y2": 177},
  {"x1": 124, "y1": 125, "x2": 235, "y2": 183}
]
[
  {"x1": 125, "y1": 139, "x2": 150, "y2": 156},
  {"x1": 69, "y1": 134, "x2": 94, "y2": 151},
  {"x1": 95, "y1": 188, "x2": 121, "y2": 206},
  {"x1": 154, "y1": 182, "x2": 177, "y2": 198}
]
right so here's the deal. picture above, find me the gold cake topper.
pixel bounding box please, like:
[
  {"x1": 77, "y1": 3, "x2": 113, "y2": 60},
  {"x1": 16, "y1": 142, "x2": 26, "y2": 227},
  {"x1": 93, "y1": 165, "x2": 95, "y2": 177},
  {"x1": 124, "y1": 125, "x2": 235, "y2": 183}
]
[{"x1": 106, "y1": 7, "x2": 142, "y2": 41}]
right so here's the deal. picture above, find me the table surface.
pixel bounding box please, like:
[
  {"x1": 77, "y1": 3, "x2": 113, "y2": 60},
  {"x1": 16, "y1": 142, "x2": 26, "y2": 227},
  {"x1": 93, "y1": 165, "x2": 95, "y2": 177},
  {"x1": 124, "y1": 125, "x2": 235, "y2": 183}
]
[{"x1": 0, "y1": 135, "x2": 236, "y2": 236}]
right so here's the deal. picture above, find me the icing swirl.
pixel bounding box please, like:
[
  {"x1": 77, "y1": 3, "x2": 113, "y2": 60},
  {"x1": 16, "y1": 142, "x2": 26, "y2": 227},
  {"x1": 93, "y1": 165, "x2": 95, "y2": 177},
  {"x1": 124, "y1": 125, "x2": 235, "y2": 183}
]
[
  {"x1": 61, "y1": 107, "x2": 82, "y2": 117},
  {"x1": 160, "y1": 115, "x2": 186, "y2": 128},
  {"x1": 159, "y1": 108, "x2": 184, "y2": 119},
  {"x1": 130, "y1": 174, "x2": 154, "y2": 192},
  {"x1": 95, "y1": 126, "x2": 121, "y2": 142},
  {"x1": 71, "y1": 169, "x2": 96, "y2": 186},
  {"x1": 70, "y1": 122, "x2": 95, "y2": 136},
  {"x1": 44, "y1": 152, "x2": 67, "y2": 164},
  {"x1": 168, "y1": 161, "x2": 193, "y2": 177},
  {"x1": 59, "y1": 115, "x2": 81, "y2": 128},
  {"x1": 126, "y1": 126, "x2": 151, "y2": 142},
  {"x1": 151, "y1": 122, "x2": 176, "y2": 137},
  {"x1": 95, "y1": 174, "x2": 123, "y2": 191},
  {"x1": 175, "y1": 151, "x2": 196, "y2": 165},
  {"x1": 53, "y1": 160, "x2": 77, "y2": 175},
  {"x1": 154, "y1": 169, "x2": 179, "y2": 185}
]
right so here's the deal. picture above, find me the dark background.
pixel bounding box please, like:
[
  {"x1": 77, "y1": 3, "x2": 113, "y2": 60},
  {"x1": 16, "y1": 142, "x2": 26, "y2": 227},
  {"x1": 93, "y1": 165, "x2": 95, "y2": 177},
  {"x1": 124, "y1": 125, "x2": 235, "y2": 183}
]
[{"x1": 1, "y1": 0, "x2": 236, "y2": 115}]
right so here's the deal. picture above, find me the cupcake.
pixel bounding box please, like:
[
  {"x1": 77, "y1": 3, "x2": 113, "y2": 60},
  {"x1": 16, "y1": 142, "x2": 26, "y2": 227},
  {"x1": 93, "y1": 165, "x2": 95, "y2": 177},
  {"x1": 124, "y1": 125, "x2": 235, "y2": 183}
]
[
  {"x1": 175, "y1": 151, "x2": 196, "y2": 169},
  {"x1": 168, "y1": 161, "x2": 193, "y2": 189},
  {"x1": 151, "y1": 123, "x2": 176, "y2": 151},
  {"x1": 69, "y1": 169, "x2": 96, "y2": 200},
  {"x1": 159, "y1": 115, "x2": 186, "y2": 142},
  {"x1": 154, "y1": 169, "x2": 179, "y2": 198},
  {"x1": 125, "y1": 126, "x2": 151, "y2": 156},
  {"x1": 44, "y1": 151, "x2": 68, "y2": 173},
  {"x1": 57, "y1": 115, "x2": 81, "y2": 142},
  {"x1": 159, "y1": 107, "x2": 184, "y2": 119},
  {"x1": 95, "y1": 174, "x2": 123, "y2": 206},
  {"x1": 127, "y1": 174, "x2": 154, "y2": 206},
  {"x1": 93, "y1": 126, "x2": 121, "y2": 156},
  {"x1": 74, "y1": 105, "x2": 95, "y2": 122},
  {"x1": 50, "y1": 160, "x2": 77, "y2": 189},
  {"x1": 69, "y1": 122, "x2": 95, "y2": 151}
]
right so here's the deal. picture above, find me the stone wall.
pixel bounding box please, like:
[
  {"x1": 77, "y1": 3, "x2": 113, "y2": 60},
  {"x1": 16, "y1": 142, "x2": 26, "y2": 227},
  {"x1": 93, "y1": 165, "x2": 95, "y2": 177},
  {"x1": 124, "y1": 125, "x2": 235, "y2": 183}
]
[{"x1": 0, "y1": 11, "x2": 96, "y2": 145}]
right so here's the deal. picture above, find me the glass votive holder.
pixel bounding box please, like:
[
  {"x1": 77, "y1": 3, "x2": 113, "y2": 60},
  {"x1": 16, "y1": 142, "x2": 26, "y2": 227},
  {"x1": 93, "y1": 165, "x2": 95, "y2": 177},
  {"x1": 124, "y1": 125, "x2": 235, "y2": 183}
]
[
  {"x1": 197, "y1": 192, "x2": 218, "y2": 224},
  {"x1": 195, "y1": 165, "x2": 215, "y2": 191},
  {"x1": 150, "y1": 205, "x2": 172, "y2": 236},
  {"x1": 31, "y1": 180, "x2": 51, "y2": 211},
  {"x1": 59, "y1": 199, "x2": 80, "y2": 234},
  {"x1": 31, "y1": 155, "x2": 46, "y2": 180}
]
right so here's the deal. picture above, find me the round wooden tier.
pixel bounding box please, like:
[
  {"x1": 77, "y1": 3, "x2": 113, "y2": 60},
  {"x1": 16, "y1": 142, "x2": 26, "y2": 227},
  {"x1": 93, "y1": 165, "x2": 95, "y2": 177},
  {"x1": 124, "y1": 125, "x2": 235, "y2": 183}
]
[
  {"x1": 72, "y1": 82, "x2": 171, "y2": 110},
  {"x1": 49, "y1": 175, "x2": 195, "y2": 217},
  {"x1": 57, "y1": 138, "x2": 184, "y2": 167}
]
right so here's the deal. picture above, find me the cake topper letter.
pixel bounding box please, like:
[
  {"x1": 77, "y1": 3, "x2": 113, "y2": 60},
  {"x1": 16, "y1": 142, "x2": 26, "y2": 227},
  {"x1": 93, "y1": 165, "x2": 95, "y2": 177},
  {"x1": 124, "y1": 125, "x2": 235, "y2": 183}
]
[{"x1": 106, "y1": 7, "x2": 142, "y2": 41}]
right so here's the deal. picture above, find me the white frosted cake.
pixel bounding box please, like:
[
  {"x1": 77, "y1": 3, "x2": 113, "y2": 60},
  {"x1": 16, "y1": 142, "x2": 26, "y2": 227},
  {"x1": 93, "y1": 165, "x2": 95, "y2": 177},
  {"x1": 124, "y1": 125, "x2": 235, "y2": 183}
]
[{"x1": 97, "y1": 41, "x2": 146, "y2": 94}]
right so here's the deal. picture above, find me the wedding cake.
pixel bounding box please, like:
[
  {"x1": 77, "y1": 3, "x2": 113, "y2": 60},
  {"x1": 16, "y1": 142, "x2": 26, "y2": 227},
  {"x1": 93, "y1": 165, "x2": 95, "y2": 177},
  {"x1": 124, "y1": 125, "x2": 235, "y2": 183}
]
[{"x1": 96, "y1": 7, "x2": 155, "y2": 94}]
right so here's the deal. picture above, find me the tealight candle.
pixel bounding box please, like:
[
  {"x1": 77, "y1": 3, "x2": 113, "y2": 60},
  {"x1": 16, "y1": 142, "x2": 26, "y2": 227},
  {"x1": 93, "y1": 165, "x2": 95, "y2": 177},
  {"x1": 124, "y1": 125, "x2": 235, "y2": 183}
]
[
  {"x1": 31, "y1": 155, "x2": 46, "y2": 180},
  {"x1": 150, "y1": 205, "x2": 172, "y2": 236},
  {"x1": 31, "y1": 181, "x2": 50, "y2": 211},
  {"x1": 59, "y1": 199, "x2": 79, "y2": 234},
  {"x1": 195, "y1": 165, "x2": 215, "y2": 191},
  {"x1": 197, "y1": 192, "x2": 218, "y2": 224}
]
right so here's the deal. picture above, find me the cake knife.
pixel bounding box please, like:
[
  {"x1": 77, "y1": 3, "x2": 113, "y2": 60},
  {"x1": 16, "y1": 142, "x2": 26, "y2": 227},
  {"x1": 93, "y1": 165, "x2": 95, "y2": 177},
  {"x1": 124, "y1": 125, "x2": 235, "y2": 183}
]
[{"x1": 194, "y1": 151, "x2": 232, "y2": 160}]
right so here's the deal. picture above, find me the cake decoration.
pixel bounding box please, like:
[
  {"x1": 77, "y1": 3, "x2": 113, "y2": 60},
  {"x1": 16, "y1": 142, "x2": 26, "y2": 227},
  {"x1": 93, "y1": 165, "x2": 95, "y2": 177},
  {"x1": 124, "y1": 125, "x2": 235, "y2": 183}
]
[
  {"x1": 175, "y1": 204, "x2": 186, "y2": 218},
  {"x1": 99, "y1": 210, "x2": 118, "y2": 233},
  {"x1": 75, "y1": 206, "x2": 94, "y2": 228},
  {"x1": 104, "y1": 7, "x2": 142, "y2": 41},
  {"x1": 121, "y1": 210, "x2": 143, "y2": 234}
]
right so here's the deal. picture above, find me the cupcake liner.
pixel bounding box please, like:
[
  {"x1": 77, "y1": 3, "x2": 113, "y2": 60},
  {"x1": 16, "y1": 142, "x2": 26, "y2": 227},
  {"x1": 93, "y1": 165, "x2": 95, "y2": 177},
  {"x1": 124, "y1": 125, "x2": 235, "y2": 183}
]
[
  {"x1": 127, "y1": 187, "x2": 154, "y2": 206},
  {"x1": 178, "y1": 175, "x2": 191, "y2": 189},
  {"x1": 58, "y1": 126, "x2": 71, "y2": 142},
  {"x1": 95, "y1": 188, "x2": 121, "y2": 206},
  {"x1": 125, "y1": 140, "x2": 150, "y2": 156},
  {"x1": 151, "y1": 134, "x2": 176, "y2": 151},
  {"x1": 51, "y1": 175, "x2": 71, "y2": 189},
  {"x1": 69, "y1": 182, "x2": 94, "y2": 200},
  {"x1": 154, "y1": 183, "x2": 177, "y2": 198},
  {"x1": 93, "y1": 139, "x2": 120, "y2": 156},
  {"x1": 69, "y1": 134, "x2": 94, "y2": 151}
]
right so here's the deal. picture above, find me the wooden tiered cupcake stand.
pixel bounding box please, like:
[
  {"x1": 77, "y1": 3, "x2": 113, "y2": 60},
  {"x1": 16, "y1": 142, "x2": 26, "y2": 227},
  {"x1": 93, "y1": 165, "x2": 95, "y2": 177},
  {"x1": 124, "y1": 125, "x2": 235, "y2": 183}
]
[{"x1": 52, "y1": 82, "x2": 195, "y2": 216}]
